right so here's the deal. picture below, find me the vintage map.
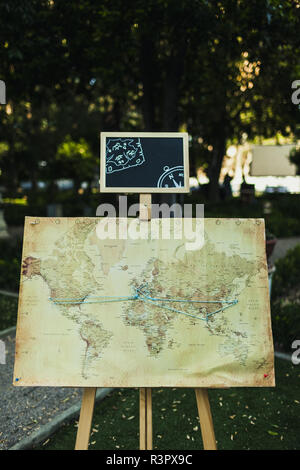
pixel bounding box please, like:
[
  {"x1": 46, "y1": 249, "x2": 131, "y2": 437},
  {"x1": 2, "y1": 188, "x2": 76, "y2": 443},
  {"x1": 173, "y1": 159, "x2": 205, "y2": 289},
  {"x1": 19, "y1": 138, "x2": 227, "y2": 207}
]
[{"x1": 14, "y1": 217, "x2": 274, "y2": 387}]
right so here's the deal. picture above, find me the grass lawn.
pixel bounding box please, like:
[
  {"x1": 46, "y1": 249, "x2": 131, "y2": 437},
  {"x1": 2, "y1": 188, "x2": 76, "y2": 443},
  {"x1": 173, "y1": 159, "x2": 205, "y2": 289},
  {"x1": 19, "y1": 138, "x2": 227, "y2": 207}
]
[
  {"x1": 37, "y1": 357, "x2": 299, "y2": 450},
  {"x1": 0, "y1": 294, "x2": 18, "y2": 330}
]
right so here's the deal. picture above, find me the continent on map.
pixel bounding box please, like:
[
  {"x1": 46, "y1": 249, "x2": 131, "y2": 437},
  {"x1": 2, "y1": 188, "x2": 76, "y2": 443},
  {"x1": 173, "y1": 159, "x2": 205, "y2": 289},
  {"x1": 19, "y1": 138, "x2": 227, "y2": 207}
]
[
  {"x1": 20, "y1": 220, "x2": 114, "y2": 378},
  {"x1": 80, "y1": 320, "x2": 113, "y2": 379}
]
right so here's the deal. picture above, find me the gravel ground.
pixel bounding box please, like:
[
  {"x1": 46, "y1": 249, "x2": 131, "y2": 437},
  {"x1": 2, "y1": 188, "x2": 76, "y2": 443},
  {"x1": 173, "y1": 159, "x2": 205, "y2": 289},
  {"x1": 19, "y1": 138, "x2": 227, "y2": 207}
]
[{"x1": 0, "y1": 331, "x2": 83, "y2": 450}]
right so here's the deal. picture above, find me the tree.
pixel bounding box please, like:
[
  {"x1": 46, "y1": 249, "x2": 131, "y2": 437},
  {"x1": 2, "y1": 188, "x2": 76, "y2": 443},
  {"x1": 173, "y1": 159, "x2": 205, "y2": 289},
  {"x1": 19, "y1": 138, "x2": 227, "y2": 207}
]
[{"x1": 1, "y1": 0, "x2": 300, "y2": 201}]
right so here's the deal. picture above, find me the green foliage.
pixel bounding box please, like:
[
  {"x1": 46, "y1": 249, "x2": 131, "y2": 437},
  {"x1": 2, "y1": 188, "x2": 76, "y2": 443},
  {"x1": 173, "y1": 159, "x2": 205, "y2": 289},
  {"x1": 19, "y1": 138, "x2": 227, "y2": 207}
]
[
  {"x1": 55, "y1": 135, "x2": 96, "y2": 188},
  {"x1": 271, "y1": 303, "x2": 300, "y2": 352},
  {"x1": 0, "y1": 1, "x2": 300, "y2": 201},
  {"x1": 3, "y1": 203, "x2": 45, "y2": 226},
  {"x1": 289, "y1": 146, "x2": 300, "y2": 174},
  {"x1": 271, "y1": 245, "x2": 300, "y2": 351},
  {"x1": 0, "y1": 237, "x2": 22, "y2": 291},
  {"x1": 0, "y1": 294, "x2": 18, "y2": 330},
  {"x1": 272, "y1": 245, "x2": 300, "y2": 299},
  {"x1": 57, "y1": 136, "x2": 92, "y2": 161},
  {"x1": 261, "y1": 194, "x2": 300, "y2": 237},
  {"x1": 267, "y1": 213, "x2": 300, "y2": 238}
]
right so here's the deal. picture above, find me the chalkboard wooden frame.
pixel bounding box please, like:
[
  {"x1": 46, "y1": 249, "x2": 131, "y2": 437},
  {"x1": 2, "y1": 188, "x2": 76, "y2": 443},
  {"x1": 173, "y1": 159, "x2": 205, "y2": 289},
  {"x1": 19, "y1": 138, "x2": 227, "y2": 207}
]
[{"x1": 100, "y1": 132, "x2": 189, "y2": 193}]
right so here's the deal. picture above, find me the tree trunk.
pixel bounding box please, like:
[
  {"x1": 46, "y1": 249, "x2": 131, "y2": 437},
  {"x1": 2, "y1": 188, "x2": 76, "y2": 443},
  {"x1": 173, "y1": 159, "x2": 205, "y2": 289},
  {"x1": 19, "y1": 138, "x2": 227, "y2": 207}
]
[
  {"x1": 162, "y1": 44, "x2": 185, "y2": 131},
  {"x1": 162, "y1": 76, "x2": 179, "y2": 131},
  {"x1": 207, "y1": 130, "x2": 226, "y2": 203},
  {"x1": 140, "y1": 37, "x2": 157, "y2": 130}
]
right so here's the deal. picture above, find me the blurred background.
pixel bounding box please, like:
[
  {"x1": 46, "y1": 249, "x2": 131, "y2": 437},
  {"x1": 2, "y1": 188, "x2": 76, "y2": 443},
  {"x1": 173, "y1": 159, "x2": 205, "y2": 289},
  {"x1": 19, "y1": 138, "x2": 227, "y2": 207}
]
[
  {"x1": 1, "y1": 0, "x2": 300, "y2": 344},
  {"x1": 0, "y1": 0, "x2": 300, "y2": 450}
]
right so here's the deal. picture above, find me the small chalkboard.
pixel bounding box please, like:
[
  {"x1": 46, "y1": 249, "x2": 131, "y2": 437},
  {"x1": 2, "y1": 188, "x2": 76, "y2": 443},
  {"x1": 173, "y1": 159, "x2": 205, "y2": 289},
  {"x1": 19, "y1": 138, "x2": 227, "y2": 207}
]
[{"x1": 100, "y1": 132, "x2": 189, "y2": 193}]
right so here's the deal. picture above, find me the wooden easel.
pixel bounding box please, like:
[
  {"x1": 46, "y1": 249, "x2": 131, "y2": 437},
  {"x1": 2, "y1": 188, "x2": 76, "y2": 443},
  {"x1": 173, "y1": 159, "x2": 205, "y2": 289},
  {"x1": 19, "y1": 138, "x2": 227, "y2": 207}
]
[
  {"x1": 75, "y1": 194, "x2": 217, "y2": 450},
  {"x1": 139, "y1": 194, "x2": 153, "y2": 450}
]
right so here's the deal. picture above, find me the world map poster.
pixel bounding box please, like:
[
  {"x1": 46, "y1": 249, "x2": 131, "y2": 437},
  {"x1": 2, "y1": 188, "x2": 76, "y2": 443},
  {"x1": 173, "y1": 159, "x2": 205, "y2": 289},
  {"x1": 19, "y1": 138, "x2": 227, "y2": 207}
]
[{"x1": 14, "y1": 217, "x2": 274, "y2": 388}]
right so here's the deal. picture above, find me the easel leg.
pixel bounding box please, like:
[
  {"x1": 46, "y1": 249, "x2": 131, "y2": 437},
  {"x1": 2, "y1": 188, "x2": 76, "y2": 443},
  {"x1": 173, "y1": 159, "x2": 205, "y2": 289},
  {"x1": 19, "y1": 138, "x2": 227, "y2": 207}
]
[
  {"x1": 139, "y1": 195, "x2": 153, "y2": 450},
  {"x1": 75, "y1": 387, "x2": 97, "y2": 450},
  {"x1": 195, "y1": 388, "x2": 217, "y2": 450},
  {"x1": 146, "y1": 388, "x2": 153, "y2": 450},
  {"x1": 139, "y1": 387, "x2": 153, "y2": 450},
  {"x1": 139, "y1": 388, "x2": 146, "y2": 450}
]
